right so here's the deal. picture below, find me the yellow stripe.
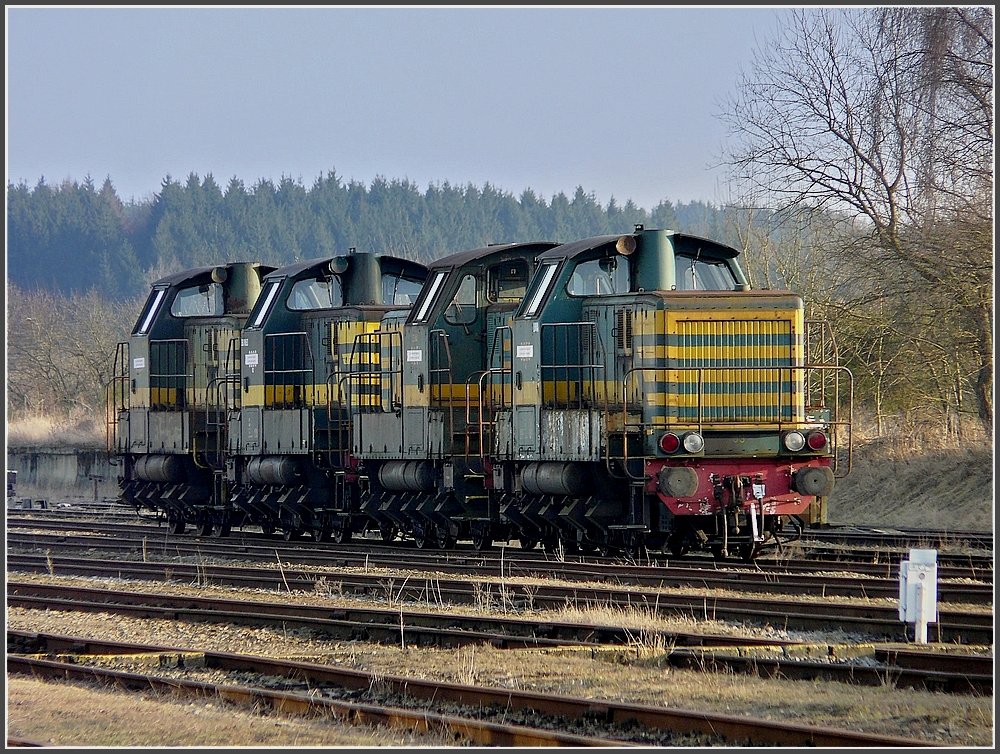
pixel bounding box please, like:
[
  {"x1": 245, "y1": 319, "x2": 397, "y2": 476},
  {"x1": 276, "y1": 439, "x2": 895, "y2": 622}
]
[
  {"x1": 641, "y1": 391, "x2": 799, "y2": 408},
  {"x1": 646, "y1": 309, "x2": 803, "y2": 327},
  {"x1": 243, "y1": 382, "x2": 384, "y2": 408},
  {"x1": 633, "y1": 345, "x2": 796, "y2": 360}
]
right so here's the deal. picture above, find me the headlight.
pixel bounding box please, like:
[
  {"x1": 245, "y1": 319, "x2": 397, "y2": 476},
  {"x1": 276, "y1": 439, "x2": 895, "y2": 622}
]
[
  {"x1": 682, "y1": 432, "x2": 705, "y2": 453},
  {"x1": 782, "y1": 431, "x2": 806, "y2": 451}
]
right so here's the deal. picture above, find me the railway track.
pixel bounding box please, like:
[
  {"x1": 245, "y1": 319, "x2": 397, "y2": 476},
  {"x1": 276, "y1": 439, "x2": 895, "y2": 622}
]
[
  {"x1": 8, "y1": 581, "x2": 990, "y2": 694},
  {"x1": 7, "y1": 529, "x2": 993, "y2": 606},
  {"x1": 8, "y1": 516, "x2": 993, "y2": 581},
  {"x1": 7, "y1": 552, "x2": 992, "y2": 644},
  {"x1": 803, "y1": 525, "x2": 993, "y2": 551},
  {"x1": 6, "y1": 579, "x2": 803, "y2": 649},
  {"x1": 7, "y1": 630, "x2": 945, "y2": 747},
  {"x1": 9, "y1": 508, "x2": 993, "y2": 563}
]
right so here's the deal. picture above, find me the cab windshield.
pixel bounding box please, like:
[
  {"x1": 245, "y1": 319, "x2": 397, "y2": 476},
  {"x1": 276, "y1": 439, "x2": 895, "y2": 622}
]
[
  {"x1": 287, "y1": 276, "x2": 343, "y2": 310},
  {"x1": 566, "y1": 256, "x2": 630, "y2": 296},
  {"x1": 674, "y1": 255, "x2": 737, "y2": 291},
  {"x1": 410, "y1": 270, "x2": 448, "y2": 323},
  {"x1": 383, "y1": 271, "x2": 425, "y2": 306},
  {"x1": 520, "y1": 261, "x2": 561, "y2": 318}
]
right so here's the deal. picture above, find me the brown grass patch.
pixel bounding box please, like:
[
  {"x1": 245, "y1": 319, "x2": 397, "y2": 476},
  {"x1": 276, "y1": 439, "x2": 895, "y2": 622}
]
[
  {"x1": 6, "y1": 676, "x2": 459, "y2": 747},
  {"x1": 829, "y1": 439, "x2": 993, "y2": 530},
  {"x1": 7, "y1": 411, "x2": 105, "y2": 449}
]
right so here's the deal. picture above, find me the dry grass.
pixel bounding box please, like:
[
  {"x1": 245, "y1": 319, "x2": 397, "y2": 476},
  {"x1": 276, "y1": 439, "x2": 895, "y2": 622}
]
[
  {"x1": 829, "y1": 438, "x2": 993, "y2": 531},
  {"x1": 7, "y1": 411, "x2": 105, "y2": 449},
  {"x1": 6, "y1": 676, "x2": 458, "y2": 747}
]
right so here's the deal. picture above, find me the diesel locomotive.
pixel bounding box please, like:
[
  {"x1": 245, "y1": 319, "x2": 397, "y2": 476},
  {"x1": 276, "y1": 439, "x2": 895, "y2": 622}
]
[
  {"x1": 107, "y1": 261, "x2": 276, "y2": 535},
  {"x1": 107, "y1": 252, "x2": 427, "y2": 537},
  {"x1": 109, "y1": 226, "x2": 852, "y2": 559}
]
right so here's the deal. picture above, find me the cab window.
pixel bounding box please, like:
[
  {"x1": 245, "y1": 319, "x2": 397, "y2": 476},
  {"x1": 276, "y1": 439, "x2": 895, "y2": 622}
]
[
  {"x1": 171, "y1": 283, "x2": 224, "y2": 317},
  {"x1": 411, "y1": 270, "x2": 448, "y2": 323},
  {"x1": 674, "y1": 255, "x2": 737, "y2": 291},
  {"x1": 486, "y1": 260, "x2": 528, "y2": 303},
  {"x1": 382, "y1": 272, "x2": 424, "y2": 306},
  {"x1": 134, "y1": 288, "x2": 167, "y2": 335},
  {"x1": 287, "y1": 276, "x2": 343, "y2": 310},
  {"x1": 521, "y1": 260, "x2": 561, "y2": 318},
  {"x1": 247, "y1": 280, "x2": 282, "y2": 329},
  {"x1": 443, "y1": 273, "x2": 478, "y2": 325},
  {"x1": 567, "y1": 256, "x2": 630, "y2": 296}
]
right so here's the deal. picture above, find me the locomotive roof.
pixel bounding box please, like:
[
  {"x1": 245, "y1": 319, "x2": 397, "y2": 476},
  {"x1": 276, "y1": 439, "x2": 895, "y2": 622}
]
[
  {"x1": 153, "y1": 262, "x2": 275, "y2": 287},
  {"x1": 535, "y1": 231, "x2": 740, "y2": 261},
  {"x1": 262, "y1": 253, "x2": 428, "y2": 280},
  {"x1": 427, "y1": 241, "x2": 560, "y2": 271}
]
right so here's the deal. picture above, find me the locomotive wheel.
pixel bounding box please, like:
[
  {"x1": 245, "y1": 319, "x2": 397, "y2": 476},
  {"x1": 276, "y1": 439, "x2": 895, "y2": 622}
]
[
  {"x1": 379, "y1": 524, "x2": 398, "y2": 543},
  {"x1": 560, "y1": 538, "x2": 581, "y2": 555},
  {"x1": 738, "y1": 542, "x2": 760, "y2": 562},
  {"x1": 596, "y1": 540, "x2": 616, "y2": 557},
  {"x1": 312, "y1": 527, "x2": 330, "y2": 543},
  {"x1": 667, "y1": 534, "x2": 689, "y2": 558},
  {"x1": 435, "y1": 526, "x2": 457, "y2": 550},
  {"x1": 518, "y1": 537, "x2": 538, "y2": 551},
  {"x1": 471, "y1": 525, "x2": 493, "y2": 551},
  {"x1": 214, "y1": 523, "x2": 231, "y2": 538},
  {"x1": 332, "y1": 526, "x2": 351, "y2": 544},
  {"x1": 197, "y1": 522, "x2": 214, "y2": 537},
  {"x1": 261, "y1": 524, "x2": 275, "y2": 537},
  {"x1": 168, "y1": 518, "x2": 186, "y2": 535},
  {"x1": 622, "y1": 531, "x2": 647, "y2": 558},
  {"x1": 413, "y1": 527, "x2": 430, "y2": 549},
  {"x1": 282, "y1": 528, "x2": 301, "y2": 542}
]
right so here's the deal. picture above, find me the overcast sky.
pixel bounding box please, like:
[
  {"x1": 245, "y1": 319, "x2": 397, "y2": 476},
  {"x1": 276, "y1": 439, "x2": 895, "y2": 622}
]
[{"x1": 6, "y1": 6, "x2": 784, "y2": 210}]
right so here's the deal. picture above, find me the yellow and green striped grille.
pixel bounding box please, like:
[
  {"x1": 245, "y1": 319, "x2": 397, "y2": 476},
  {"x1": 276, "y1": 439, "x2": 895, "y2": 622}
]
[{"x1": 638, "y1": 315, "x2": 804, "y2": 425}]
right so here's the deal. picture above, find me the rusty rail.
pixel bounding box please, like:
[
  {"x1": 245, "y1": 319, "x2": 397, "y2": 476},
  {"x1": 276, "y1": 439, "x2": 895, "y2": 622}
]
[{"x1": 8, "y1": 631, "x2": 943, "y2": 747}]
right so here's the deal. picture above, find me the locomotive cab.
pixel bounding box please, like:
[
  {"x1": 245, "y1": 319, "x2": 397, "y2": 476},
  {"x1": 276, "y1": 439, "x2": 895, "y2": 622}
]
[
  {"x1": 228, "y1": 251, "x2": 427, "y2": 541},
  {"x1": 492, "y1": 226, "x2": 852, "y2": 558},
  {"x1": 107, "y1": 262, "x2": 276, "y2": 534},
  {"x1": 351, "y1": 241, "x2": 559, "y2": 548}
]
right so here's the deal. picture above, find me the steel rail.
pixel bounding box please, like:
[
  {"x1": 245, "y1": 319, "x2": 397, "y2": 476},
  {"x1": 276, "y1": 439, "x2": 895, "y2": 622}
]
[
  {"x1": 8, "y1": 631, "x2": 944, "y2": 747},
  {"x1": 7, "y1": 553, "x2": 992, "y2": 644},
  {"x1": 9, "y1": 514, "x2": 993, "y2": 572},
  {"x1": 7, "y1": 524, "x2": 991, "y2": 588},
  {"x1": 7, "y1": 655, "x2": 625, "y2": 748},
  {"x1": 663, "y1": 648, "x2": 992, "y2": 695},
  {"x1": 10, "y1": 584, "x2": 989, "y2": 695},
  {"x1": 6, "y1": 580, "x2": 807, "y2": 649},
  {"x1": 7, "y1": 530, "x2": 992, "y2": 604}
]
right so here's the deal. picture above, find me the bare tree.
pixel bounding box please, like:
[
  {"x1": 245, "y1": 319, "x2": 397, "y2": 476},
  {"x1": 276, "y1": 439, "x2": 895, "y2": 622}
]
[
  {"x1": 7, "y1": 285, "x2": 142, "y2": 420},
  {"x1": 721, "y1": 7, "x2": 993, "y2": 437}
]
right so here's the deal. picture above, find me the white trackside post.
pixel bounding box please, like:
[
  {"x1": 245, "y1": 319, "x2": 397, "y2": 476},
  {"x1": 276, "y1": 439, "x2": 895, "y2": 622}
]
[{"x1": 898, "y1": 548, "x2": 938, "y2": 644}]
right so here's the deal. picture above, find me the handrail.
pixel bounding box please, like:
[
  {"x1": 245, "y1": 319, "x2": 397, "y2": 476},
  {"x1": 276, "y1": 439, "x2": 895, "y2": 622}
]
[
  {"x1": 341, "y1": 328, "x2": 404, "y2": 455},
  {"x1": 105, "y1": 341, "x2": 129, "y2": 455}
]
